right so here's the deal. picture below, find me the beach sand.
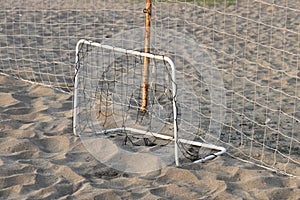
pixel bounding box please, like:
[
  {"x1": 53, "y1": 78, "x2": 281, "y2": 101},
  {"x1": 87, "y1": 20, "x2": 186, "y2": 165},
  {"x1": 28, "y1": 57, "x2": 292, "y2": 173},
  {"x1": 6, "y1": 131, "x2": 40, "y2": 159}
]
[
  {"x1": 1, "y1": 74, "x2": 300, "y2": 199},
  {"x1": 1, "y1": 0, "x2": 300, "y2": 199}
]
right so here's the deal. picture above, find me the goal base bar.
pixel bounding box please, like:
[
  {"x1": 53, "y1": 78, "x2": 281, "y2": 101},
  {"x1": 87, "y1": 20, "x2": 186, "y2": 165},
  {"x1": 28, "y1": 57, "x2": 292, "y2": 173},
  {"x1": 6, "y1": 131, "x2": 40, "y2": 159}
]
[{"x1": 95, "y1": 127, "x2": 226, "y2": 166}]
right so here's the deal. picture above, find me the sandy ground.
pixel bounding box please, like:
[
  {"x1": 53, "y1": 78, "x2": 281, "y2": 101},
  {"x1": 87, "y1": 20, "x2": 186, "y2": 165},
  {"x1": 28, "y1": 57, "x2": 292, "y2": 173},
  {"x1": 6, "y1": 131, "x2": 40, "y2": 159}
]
[{"x1": 1, "y1": 74, "x2": 300, "y2": 199}]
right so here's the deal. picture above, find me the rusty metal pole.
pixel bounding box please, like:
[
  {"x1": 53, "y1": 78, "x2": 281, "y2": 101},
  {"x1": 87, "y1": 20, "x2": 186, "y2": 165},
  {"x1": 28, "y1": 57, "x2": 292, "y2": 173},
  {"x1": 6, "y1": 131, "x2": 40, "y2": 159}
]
[{"x1": 141, "y1": 0, "x2": 151, "y2": 112}]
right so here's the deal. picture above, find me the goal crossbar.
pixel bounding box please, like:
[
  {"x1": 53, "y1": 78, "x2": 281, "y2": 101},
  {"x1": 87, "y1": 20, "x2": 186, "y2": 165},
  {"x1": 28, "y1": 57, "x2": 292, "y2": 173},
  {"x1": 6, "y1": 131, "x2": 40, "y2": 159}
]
[{"x1": 73, "y1": 39, "x2": 226, "y2": 167}]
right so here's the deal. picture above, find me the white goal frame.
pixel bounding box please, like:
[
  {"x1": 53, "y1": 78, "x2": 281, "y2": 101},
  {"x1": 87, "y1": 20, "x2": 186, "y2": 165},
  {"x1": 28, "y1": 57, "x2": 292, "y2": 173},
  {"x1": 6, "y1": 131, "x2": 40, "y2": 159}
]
[{"x1": 73, "y1": 39, "x2": 226, "y2": 166}]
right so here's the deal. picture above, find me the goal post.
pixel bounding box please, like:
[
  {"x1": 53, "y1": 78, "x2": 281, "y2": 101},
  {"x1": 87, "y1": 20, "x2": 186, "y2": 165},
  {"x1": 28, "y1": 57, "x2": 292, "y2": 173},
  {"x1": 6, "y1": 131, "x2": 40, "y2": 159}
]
[{"x1": 73, "y1": 39, "x2": 226, "y2": 168}]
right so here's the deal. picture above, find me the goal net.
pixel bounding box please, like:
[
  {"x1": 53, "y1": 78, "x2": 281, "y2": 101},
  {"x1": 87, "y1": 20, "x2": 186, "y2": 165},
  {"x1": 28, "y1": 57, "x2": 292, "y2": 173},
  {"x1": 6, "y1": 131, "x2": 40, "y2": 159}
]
[{"x1": 73, "y1": 39, "x2": 226, "y2": 172}]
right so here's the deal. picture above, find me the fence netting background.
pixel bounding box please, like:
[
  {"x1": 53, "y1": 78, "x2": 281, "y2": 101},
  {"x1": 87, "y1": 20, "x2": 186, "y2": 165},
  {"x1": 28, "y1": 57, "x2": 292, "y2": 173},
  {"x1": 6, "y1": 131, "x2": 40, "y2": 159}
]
[{"x1": 1, "y1": 0, "x2": 299, "y2": 177}]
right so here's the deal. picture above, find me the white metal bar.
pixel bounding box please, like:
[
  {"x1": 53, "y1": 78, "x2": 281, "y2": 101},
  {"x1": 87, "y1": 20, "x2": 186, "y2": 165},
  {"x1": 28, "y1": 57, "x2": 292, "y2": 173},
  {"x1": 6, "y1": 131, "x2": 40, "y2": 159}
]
[
  {"x1": 73, "y1": 40, "x2": 82, "y2": 137},
  {"x1": 96, "y1": 127, "x2": 174, "y2": 140}
]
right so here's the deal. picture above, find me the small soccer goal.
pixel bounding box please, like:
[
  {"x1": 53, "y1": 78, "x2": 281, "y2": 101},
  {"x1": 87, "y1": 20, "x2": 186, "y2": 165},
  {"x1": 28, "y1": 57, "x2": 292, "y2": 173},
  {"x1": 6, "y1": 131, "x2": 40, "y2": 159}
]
[{"x1": 73, "y1": 39, "x2": 226, "y2": 168}]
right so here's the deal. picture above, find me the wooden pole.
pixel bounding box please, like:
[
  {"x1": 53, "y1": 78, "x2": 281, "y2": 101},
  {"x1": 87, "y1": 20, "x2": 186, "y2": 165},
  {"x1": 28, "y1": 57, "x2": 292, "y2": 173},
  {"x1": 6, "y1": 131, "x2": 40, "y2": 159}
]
[{"x1": 141, "y1": 0, "x2": 151, "y2": 112}]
